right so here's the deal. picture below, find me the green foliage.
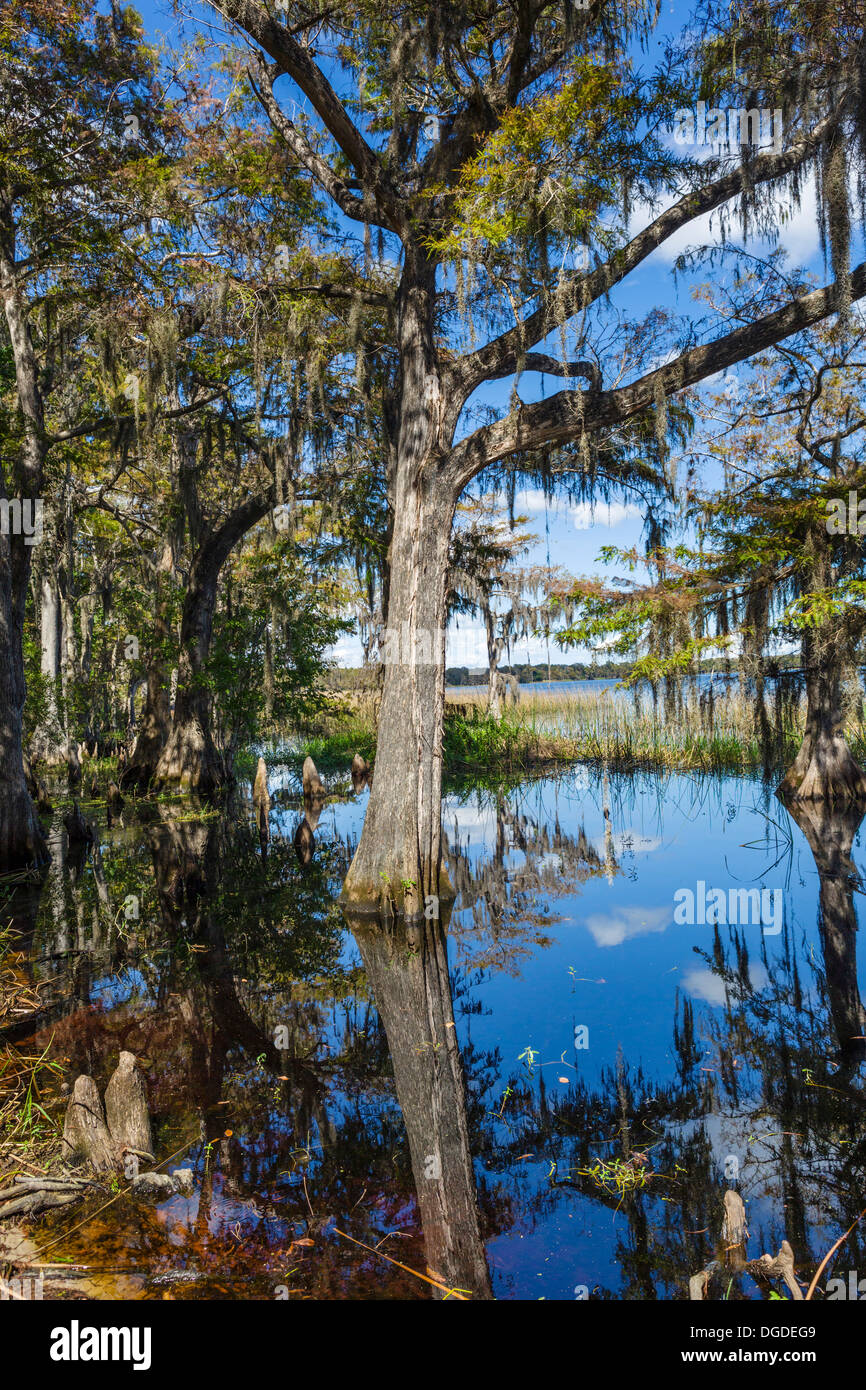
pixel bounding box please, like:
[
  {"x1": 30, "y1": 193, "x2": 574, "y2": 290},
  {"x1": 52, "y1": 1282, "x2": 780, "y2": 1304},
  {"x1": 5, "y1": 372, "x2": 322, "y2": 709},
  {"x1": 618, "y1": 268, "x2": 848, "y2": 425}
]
[{"x1": 208, "y1": 539, "x2": 352, "y2": 751}]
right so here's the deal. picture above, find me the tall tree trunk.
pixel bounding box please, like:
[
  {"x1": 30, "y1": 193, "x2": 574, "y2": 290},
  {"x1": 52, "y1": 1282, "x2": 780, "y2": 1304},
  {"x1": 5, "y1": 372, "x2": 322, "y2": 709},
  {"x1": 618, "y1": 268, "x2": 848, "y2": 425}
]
[
  {"x1": 154, "y1": 569, "x2": 223, "y2": 796},
  {"x1": 30, "y1": 572, "x2": 66, "y2": 764},
  {"x1": 0, "y1": 195, "x2": 48, "y2": 867},
  {"x1": 60, "y1": 587, "x2": 76, "y2": 714},
  {"x1": 778, "y1": 627, "x2": 866, "y2": 801},
  {"x1": 0, "y1": 534, "x2": 48, "y2": 869},
  {"x1": 154, "y1": 496, "x2": 273, "y2": 795},
  {"x1": 123, "y1": 542, "x2": 174, "y2": 790},
  {"x1": 263, "y1": 606, "x2": 275, "y2": 726},
  {"x1": 484, "y1": 606, "x2": 505, "y2": 718},
  {"x1": 341, "y1": 469, "x2": 455, "y2": 916},
  {"x1": 343, "y1": 260, "x2": 455, "y2": 915}
]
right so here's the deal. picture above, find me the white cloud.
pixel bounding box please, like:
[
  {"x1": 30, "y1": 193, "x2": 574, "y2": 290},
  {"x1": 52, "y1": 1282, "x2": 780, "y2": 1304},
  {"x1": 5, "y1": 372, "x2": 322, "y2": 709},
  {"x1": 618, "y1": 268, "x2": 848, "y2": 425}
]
[
  {"x1": 628, "y1": 172, "x2": 822, "y2": 269},
  {"x1": 509, "y1": 490, "x2": 641, "y2": 531},
  {"x1": 446, "y1": 622, "x2": 488, "y2": 667},
  {"x1": 592, "y1": 830, "x2": 662, "y2": 858},
  {"x1": 569, "y1": 501, "x2": 642, "y2": 530}
]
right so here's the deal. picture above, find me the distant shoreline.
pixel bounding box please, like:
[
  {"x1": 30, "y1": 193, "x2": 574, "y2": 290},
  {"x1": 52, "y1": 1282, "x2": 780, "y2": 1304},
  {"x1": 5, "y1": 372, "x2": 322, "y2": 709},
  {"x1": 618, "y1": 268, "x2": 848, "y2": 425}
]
[{"x1": 330, "y1": 656, "x2": 805, "y2": 691}]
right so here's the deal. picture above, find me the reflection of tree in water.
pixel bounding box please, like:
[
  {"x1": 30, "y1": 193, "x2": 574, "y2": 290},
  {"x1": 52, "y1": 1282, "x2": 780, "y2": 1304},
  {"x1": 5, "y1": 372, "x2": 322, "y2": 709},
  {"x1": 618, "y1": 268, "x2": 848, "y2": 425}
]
[
  {"x1": 11, "y1": 777, "x2": 866, "y2": 1299},
  {"x1": 475, "y1": 795, "x2": 866, "y2": 1298},
  {"x1": 346, "y1": 909, "x2": 494, "y2": 1299},
  {"x1": 443, "y1": 789, "x2": 610, "y2": 973},
  {"x1": 14, "y1": 803, "x2": 510, "y2": 1296},
  {"x1": 782, "y1": 797, "x2": 866, "y2": 1074}
]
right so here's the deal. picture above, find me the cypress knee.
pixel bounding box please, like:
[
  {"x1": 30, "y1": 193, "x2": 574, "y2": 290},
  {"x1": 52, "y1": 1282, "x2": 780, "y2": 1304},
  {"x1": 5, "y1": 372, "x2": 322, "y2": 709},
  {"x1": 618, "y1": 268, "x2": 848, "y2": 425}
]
[
  {"x1": 302, "y1": 755, "x2": 325, "y2": 801},
  {"x1": 294, "y1": 815, "x2": 314, "y2": 865},
  {"x1": 350, "y1": 753, "x2": 370, "y2": 792},
  {"x1": 104, "y1": 1051, "x2": 154, "y2": 1161},
  {"x1": 62, "y1": 1075, "x2": 117, "y2": 1172}
]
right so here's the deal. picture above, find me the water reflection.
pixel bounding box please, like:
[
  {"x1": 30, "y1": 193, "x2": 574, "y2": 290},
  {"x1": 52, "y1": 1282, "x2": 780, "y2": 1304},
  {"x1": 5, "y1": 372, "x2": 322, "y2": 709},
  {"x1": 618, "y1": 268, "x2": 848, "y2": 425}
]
[
  {"x1": 2, "y1": 766, "x2": 865, "y2": 1299},
  {"x1": 347, "y1": 911, "x2": 493, "y2": 1299},
  {"x1": 781, "y1": 796, "x2": 866, "y2": 1073}
]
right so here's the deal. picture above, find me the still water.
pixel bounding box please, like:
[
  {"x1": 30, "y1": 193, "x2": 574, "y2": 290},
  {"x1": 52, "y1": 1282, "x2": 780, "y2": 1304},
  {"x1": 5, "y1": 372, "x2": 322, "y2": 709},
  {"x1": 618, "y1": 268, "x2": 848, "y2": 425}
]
[{"x1": 3, "y1": 764, "x2": 865, "y2": 1299}]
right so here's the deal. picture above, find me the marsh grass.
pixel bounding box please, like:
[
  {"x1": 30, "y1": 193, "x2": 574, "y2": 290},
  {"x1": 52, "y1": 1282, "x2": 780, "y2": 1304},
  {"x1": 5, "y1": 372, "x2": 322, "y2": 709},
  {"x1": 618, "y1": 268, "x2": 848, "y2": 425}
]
[
  {"x1": 294, "y1": 683, "x2": 866, "y2": 778},
  {"x1": 0, "y1": 917, "x2": 65, "y2": 1177},
  {"x1": 445, "y1": 688, "x2": 786, "y2": 773}
]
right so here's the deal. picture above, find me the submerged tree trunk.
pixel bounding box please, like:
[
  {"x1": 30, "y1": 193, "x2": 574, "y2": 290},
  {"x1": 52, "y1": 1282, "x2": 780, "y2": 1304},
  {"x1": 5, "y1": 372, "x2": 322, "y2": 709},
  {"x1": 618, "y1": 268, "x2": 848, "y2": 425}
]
[{"x1": 778, "y1": 630, "x2": 866, "y2": 801}]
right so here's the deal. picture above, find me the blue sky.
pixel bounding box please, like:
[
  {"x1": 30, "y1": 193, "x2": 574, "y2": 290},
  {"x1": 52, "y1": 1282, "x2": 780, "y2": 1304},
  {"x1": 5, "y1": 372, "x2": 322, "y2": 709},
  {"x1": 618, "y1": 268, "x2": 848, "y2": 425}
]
[{"x1": 130, "y1": 1, "x2": 850, "y2": 667}]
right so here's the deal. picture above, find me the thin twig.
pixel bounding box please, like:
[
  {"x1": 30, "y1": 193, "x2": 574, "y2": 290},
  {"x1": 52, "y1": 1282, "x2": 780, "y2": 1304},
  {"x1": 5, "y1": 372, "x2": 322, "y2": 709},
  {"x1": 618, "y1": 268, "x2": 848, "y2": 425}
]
[
  {"x1": 332, "y1": 1228, "x2": 469, "y2": 1300},
  {"x1": 804, "y1": 1205, "x2": 866, "y2": 1301}
]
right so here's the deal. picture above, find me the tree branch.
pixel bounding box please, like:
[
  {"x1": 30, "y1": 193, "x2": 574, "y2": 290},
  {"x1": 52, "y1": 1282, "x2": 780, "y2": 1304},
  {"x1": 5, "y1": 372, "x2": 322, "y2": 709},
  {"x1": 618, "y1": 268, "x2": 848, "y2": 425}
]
[
  {"x1": 247, "y1": 54, "x2": 375, "y2": 226},
  {"x1": 485, "y1": 353, "x2": 601, "y2": 388},
  {"x1": 447, "y1": 263, "x2": 866, "y2": 489},
  {"x1": 214, "y1": 0, "x2": 407, "y2": 235},
  {"x1": 451, "y1": 102, "x2": 847, "y2": 404}
]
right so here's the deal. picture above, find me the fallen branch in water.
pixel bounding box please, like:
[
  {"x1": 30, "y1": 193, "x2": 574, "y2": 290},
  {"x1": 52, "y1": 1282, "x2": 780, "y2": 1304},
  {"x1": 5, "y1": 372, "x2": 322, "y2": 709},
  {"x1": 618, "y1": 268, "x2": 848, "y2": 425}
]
[
  {"x1": 804, "y1": 1205, "x2": 866, "y2": 1301},
  {"x1": 0, "y1": 1189, "x2": 84, "y2": 1219},
  {"x1": 332, "y1": 1227, "x2": 470, "y2": 1299}
]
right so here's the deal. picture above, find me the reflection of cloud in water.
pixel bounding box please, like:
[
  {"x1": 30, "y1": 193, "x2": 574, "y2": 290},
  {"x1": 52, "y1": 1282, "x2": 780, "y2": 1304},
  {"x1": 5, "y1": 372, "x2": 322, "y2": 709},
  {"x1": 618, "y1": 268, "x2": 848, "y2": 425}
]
[
  {"x1": 682, "y1": 962, "x2": 769, "y2": 1004},
  {"x1": 583, "y1": 905, "x2": 671, "y2": 946},
  {"x1": 444, "y1": 803, "x2": 499, "y2": 844},
  {"x1": 592, "y1": 830, "x2": 662, "y2": 858}
]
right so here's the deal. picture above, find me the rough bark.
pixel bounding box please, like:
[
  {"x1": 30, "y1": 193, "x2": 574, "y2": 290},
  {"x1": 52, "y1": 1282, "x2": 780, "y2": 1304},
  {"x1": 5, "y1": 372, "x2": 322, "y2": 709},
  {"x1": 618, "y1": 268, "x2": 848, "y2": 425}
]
[
  {"x1": 154, "y1": 569, "x2": 224, "y2": 795},
  {"x1": 123, "y1": 541, "x2": 175, "y2": 790},
  {"x1": 61, "y1": 1075, "x2": 117, "y2": 1172},
  {"x1": 104, "y1": 1052, "x2": 154, "y2": 1162},
  {"x1": 343, "y1": 259, "x2": 456, "y2": 915},
  {"x1": 778, "y1": 629, "x2": 866, "y2": 801},
  {"x1": 342, "y1": 467, "x2": 455, "y2": 915}
]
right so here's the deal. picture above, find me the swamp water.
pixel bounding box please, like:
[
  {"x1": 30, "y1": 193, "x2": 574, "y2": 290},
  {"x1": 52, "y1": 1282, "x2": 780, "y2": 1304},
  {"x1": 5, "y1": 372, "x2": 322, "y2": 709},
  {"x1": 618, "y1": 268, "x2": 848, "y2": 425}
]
[{"x1": 2, "y1": 765, "x2": 865, "y2": 1300}]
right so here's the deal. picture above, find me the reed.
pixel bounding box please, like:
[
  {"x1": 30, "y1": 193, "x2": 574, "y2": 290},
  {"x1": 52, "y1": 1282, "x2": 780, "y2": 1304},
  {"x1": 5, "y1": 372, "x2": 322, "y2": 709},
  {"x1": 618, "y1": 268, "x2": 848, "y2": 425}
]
[
  {"x1": 289, "y1": 683, "x2": 866, "y2": 778},
  {"x1": 444, "y1": 686, "x2": 807, "y2": 773}
]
